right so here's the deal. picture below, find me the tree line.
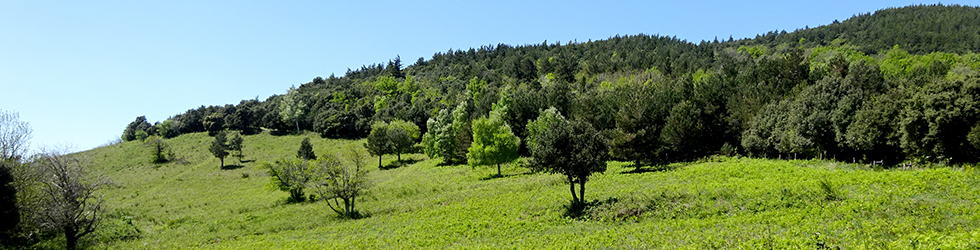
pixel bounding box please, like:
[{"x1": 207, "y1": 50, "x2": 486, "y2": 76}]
[{"x1": 121, "y1": 4, "x2": 980, "y2": 167}]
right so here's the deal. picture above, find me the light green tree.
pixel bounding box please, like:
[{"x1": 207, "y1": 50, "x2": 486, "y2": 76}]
[
  {"x1": 467, "y1": 87, "x2": 520, "y2": 177},
  {"x1": 422, "y1": 109, "x2": 457, "y2": 164},
  {"x1": 279, "y1": 85, "x2": 307, "y2": 133},
  {"x1": 525, "y1": 107, "x2": 563, "y2": 151},
  {"x1": 364, "y1": 121, "x2": 394, "y2": 168}
]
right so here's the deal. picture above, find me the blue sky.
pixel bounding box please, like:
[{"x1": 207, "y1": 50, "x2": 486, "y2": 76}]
[{"x1": 1, "y1": 0, "x2": 976, "y2": 152}]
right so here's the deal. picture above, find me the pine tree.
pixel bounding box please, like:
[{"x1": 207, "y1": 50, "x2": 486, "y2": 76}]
[
  {"x1": 209, "y1": 131, "x2": 229, "y2": 168},
  {"x1": 297, "y1": 137, "x2": 316, "y2": 160}
]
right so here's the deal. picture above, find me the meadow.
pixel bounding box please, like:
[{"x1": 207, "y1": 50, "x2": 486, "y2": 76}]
[{"x1": 71, "y1": 131, "x2": 980, "y2": 249}]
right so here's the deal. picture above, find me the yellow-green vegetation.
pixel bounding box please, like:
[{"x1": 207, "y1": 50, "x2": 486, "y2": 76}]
[{"x1": 77, "y1": 132, "x2": 980, "y2": 249}]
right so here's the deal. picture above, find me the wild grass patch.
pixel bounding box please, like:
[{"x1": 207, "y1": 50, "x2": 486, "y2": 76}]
[{"x1": 71, "y1": 133, "x2": 980, "y2": 249}]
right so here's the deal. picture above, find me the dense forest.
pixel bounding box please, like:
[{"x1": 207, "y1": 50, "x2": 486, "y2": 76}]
[{"x1": 123, "y1": 4, "x2": 980, "y2": 166}]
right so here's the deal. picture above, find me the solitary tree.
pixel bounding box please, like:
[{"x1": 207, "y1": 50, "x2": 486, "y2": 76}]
[
  {"x1": 35, "y1": 152, "x2": 108, "y2": 250},
  {"x1": 264, "y1": 158, "x2": 312, "y2": 203},
  {"x1": 310, "y1": 146, "x2": 370, "y2": 218},
  {"x1": 228, "y1": 133, "x2": 245, "y2": 162},
  {"x1": 279, "y1": 85, "x2": 307, "y2": 133},
  {"x1": 467, "y1": 87, "x2": 520, "y2": 177},
  {"x1": 144, "y1": 136, "x2": 171, "y2": 163},
  {"x1": 297, "y1": 137, "x2": 317, "y2": 160},
  {"x1": 529, "y1": 112, "x2": 609, "y2": 205},
  {"x1": 364, "y1": 121, "x2": 394, "y2": 168},
  {"x1": 209, "y1": 131, "x2": 229, "y2": 168}
]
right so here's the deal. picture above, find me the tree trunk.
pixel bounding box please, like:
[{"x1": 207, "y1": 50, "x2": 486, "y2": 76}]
[
  {"x1": 378, "y1": 155, "x2": 382, "y2": 168},
  {"x1": 496, "y1": 163, "x2": 501, "y2": 177},
  {"x1": 220, "y1": 157, "x2": 224, "y2": 168},
  {"x1": 568, "y1": 178, "x2": 578, "y2": 204},
  {"x1": 65, "y1": 228, "x2": 78, "y2": 250},
  {"x1": 343, "y1": 198, "x2": 351, "y2": 217},
  {"x1": 397, "y1": 152, "x2": 401, "y2": 162},
  {"x1": 579, "y1": 179, "x2": 586, "y2": 204},
  {"x1": 295, "y1": 119, "x2": 300, "y2": 133}
]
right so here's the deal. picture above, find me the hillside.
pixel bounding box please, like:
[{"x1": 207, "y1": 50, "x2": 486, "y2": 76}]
[
  {"x1": 72, "y1": 132, "x2": 980, "y2": 248},
  {"x1": 121, "y1": 4, "x2": 980, "y2": 167},
  {"x1": 54, "y1": 3, "x2": 980, "y2": 249}
]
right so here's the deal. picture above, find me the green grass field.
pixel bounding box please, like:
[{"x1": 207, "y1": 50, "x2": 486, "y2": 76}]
[{"x1": 67, "y1": 131, "x2": 980, "y2": 249}]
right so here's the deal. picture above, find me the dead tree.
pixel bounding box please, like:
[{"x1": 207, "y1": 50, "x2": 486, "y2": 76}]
[{"x1": 36, "y1": 153, "x2": 107, "y2": 250}]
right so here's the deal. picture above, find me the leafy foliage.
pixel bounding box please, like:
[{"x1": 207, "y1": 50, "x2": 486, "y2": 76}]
[
  {"x1": 309, "y1": 146, "x2": 370, "y2": 218},
  {"x1": 203, "y1": 112, "x2": 224, "y2": 136},
  {"x1": 422, "y1": 109, "x2": 459, "y2": 164},
  {"x1": 263, "y1": 158, "x2": 312, "y2": 203},
  {"x1": 969, "y1": 123, "x2": 980, "y2": 150},
  {"x1": 387, "y1": 119, "x2": 420, "y2": 162},
  {"x1": 364, "y1": 120, "x2": 419, "y2": 166},
  {"x1": 125, "y1": 4, "x2": 980, "y2": 165},
  {"x1": 0, "y1": 160, "x2": 18, "y2": 244},
  {"x1": 364, "y1": 122, "x2": 394, "y2": 168},
  {"x1": 280, "y1": 85, "x2": 307, "y2": 133},
  {"x1": 144, "y1": 136, "x2": 172, "y2": 164},
  {"x1": 228, "y1": 132, "x2": 245, "y2": 162},
  {"x1": 467, "y1": 88, "x2": 520, "y2": 177},
  {"x1": 297, "y1": 137, "x2": 316, "y2": 161},
  {"x1": 528, "y1": 112, "x2": 608, "y2": 204},
  {"x1": 209, "y1": 131, "x2": 230, "y2": 168},
  {"x1": 121, "y1": 116, "x2": 151, "y2": 142}
]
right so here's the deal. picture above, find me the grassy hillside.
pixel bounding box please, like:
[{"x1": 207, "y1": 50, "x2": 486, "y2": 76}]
[{"x1": 69, "y1": 131, "x2": 980, "y2": 249}]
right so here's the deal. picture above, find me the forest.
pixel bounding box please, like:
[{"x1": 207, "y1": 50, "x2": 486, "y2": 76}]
[{"x1": 122, "y1": 4, "x2": 980, "y2": 167}]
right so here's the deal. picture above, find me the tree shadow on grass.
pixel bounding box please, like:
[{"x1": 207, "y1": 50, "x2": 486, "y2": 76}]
[
  {"x1": 621, "y1": 164, "x2": 674, "y2": 174},
  {"x1": 478, "y1": 171, "x2": 535, "y2": 181},
  {"x1": 221, "y1": 164, "x2": 244, "y2": 170},
  {"x1": 399, "y1": 158, "x2": 421, "y2": 165},
  {"x1": 380, "y1": 158, "x2": 422, "y2": 170},
  {"x1": 335, "y1": 211, "x2": 371, "y2": 220},
  {"x1": 435, "y1": 160, "x2": 462, "y2": 167},
  {"x1": 563, "y1": 197, "x2": 620, "y2": 219},
  {"x1": 269, "y1": 129, "x2": 300, "y2": 136},
  {"x1": 379, "y1": 162, "x2": 406, "y2": 170},
  {"x1": 479, "y1": 174, "x2": 505, "y2": 180}
]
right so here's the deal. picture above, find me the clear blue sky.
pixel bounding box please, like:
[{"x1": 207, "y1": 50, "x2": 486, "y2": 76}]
[{"x1": 1, "y1": 0, "x2": 976, "y2": 153}]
